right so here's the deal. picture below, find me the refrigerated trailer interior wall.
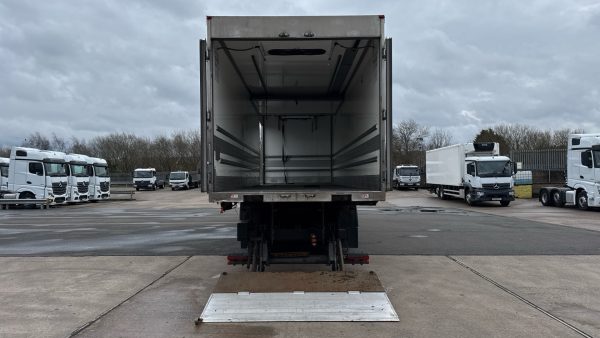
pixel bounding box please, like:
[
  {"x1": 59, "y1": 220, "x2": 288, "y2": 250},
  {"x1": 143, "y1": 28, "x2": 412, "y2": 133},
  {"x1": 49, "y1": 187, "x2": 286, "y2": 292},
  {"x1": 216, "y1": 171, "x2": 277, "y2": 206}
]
[{"x1": 210, "y1": 35, "x2": 382, "y2": 192}]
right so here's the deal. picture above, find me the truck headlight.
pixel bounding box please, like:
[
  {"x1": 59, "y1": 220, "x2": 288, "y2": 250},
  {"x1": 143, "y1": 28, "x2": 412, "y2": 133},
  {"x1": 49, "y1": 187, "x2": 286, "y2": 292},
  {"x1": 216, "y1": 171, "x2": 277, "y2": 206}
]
[{"x1": 476, "y1": 191, "x2": 485, "y2": 197}]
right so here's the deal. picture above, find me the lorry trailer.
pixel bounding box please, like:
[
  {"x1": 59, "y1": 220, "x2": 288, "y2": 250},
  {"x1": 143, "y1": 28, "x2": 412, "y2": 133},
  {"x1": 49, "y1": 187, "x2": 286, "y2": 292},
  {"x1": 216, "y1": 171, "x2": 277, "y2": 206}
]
[
  {"x1": 201, "y1": 15, "x2": 392, "y2": 271},
  {"x1": 539, "y1": 133, "x2": 600, "y2": 209},
  {"x1": 426, "y1": 142, "x2": 515, "y2": 206}
]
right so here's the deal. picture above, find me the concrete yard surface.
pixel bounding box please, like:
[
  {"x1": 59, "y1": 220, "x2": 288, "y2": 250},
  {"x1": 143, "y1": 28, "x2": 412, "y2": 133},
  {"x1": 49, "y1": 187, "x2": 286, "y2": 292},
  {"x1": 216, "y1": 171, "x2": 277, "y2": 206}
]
[{"x1": 1, "y1": 255, "x2": 598, "y2": 337}]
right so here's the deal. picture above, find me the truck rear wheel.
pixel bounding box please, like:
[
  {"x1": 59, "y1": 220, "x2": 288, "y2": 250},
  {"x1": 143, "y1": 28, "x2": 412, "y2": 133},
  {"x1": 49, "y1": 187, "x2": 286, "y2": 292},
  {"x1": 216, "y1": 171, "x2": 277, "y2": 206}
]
[
  {"x1": 576, "y1": 191, "x2": 589, "y2": 210},
  {"x1": 500, "y1": 200, "x2": 510, "y2": 207},
  {"x1": 540, "y1": 190, "x2": 552, "y2": 206},
  {"x1": 552, "y1": 190, "x2": 565, "y2": 207}
]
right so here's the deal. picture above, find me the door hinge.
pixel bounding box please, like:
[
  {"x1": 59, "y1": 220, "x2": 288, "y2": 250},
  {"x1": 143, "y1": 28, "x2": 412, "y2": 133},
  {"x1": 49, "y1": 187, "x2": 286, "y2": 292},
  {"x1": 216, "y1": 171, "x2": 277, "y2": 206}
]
[
  {"x1": 207, "y1": 110, "x2": 211, "y2": 121},
  {"x1": 382, "y1": 108, "x2": 387, "y2": 120},
  {"x1": 382, "y1": 47, "x2": 387, "y2": 60}
]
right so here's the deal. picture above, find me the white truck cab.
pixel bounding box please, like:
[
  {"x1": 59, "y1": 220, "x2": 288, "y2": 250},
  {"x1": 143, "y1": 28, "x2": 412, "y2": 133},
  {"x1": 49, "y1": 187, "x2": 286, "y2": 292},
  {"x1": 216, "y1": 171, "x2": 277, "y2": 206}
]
[
  {"x1": 540, "y1": 133, "x2": 600, "y2": 209},
  {"x1": 85, "y1": 156, "x2": 111, "y2": 201},
  {"x1": 7, "y1": 147, "x2": 69, "y2": 204},
  {"x1": 393, "y1": 165, "x2": 421, "y2": 190},
  {"x1": 133, "y1": 168, "x2": 164, "y2": 191},
  {"x1": 169, "y1": 171, "x2": 200, "y2": 190},
  {"x1": 427, "y1": 142, "x2": 515, "y2": 206},
  {"x1": 65, "y1": 154, "x2": 91, "y2": 202},
  {"x1": 0, "y1": 157, "x2": 9, "y2": 195}
]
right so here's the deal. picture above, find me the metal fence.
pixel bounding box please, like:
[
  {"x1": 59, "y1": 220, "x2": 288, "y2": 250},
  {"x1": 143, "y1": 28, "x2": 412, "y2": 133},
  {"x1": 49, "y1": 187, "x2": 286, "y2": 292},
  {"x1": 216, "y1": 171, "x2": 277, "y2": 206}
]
[{"x1": 509, "y1": 149, "x2": 567, "y2": 171}]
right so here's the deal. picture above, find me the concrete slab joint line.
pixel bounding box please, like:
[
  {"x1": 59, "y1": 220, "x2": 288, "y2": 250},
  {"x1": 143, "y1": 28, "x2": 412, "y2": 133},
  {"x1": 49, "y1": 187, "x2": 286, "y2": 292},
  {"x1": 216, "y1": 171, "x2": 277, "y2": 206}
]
[
  {"x1": 446, "y1": 255, "x2": 593, "y2": 338},
  {"x1": 66, "y1": 256, "x2": 192, "y2": 338}
]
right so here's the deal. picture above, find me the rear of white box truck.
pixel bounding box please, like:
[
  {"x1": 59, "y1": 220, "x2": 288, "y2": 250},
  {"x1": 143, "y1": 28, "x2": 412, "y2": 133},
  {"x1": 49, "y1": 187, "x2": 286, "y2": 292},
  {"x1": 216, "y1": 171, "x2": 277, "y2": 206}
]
[{"x1": 200, "y1": 16, "x2": 392, "y2": 271}]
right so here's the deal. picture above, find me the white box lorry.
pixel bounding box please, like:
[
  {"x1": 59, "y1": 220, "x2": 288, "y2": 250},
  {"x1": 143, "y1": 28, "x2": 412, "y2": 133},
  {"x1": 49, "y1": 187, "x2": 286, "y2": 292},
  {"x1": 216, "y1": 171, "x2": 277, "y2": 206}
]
[
  {"x1": 0, "y1": 157, "x2": 8, "y2": 196},
  {"x1": 169, "y1": 170, "x2": 200, "y2": 190},
  {"x1": 201, "y1": 15, "x2": 392, "y2": 270},
  {"x1": 426, "y1": 142, "x2": 515, "y2": 206},
  {"x1": 6, "y1": 146, "x2": 69, "y2": 204},
  {"x1": 393, "y1": 165, "x2": 420, "y2": 190},
  {"x1": 539, "y1": 133, "x2": 600, "y2": 209},
  {"x1": 65, "y1": 153, "x2": 91, "y2": 202},
  {"x1": 85, "y1": 156, "x2": 111, "y2": 201}
]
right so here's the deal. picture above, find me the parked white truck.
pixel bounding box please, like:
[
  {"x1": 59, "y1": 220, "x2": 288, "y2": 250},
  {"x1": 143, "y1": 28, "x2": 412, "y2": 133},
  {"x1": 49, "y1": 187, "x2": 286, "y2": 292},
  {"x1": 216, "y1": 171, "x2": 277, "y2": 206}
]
[
  {"x1": 86, "y1": 157, "x2": 111, "y2": 201},
  {"x1": 133, "y1": 168, "x2": 165, "y2": 191},
  {"x1": 0, "y1": 157, "x2": 8, "y2": 196},
  {"x1": 393, "y1": 165, "x2": 420, "y2": 190},
  {"x1": 426, "y1": 142, "x2": 515, "y2": 206},
  {"x1": 539, "y1": 133, "x2": 600, "y2": 209},
  {"x1": 201, "y1": 15, "x2": 392, "y2": 271},
  {"x1": 169, "y1": 171, "x2": 200, "y2": 190},
  {"x1": 65, "y1": 154, "x2": 91, "y2": 202},
  {"x1": 6, "y1": 147, "x2": 69, "y2": 204}
]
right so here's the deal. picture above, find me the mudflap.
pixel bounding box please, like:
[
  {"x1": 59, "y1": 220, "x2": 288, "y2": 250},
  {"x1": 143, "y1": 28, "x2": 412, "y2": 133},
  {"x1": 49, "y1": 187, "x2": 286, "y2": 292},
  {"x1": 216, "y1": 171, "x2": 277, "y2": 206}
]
[{"x1": 198, "y1": 271, "x2": 399, "y2": 323}]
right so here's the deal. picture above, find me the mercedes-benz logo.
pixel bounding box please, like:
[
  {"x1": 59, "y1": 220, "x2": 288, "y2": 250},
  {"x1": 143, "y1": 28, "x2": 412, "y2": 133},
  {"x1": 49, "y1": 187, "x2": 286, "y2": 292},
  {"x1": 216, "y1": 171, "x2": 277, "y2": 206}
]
[
  {"x1": 58, "y1": 182, "x2": 62, "y2": 188},
  {"x1": 493, "y1": 184, "x2": 499, "y2": 189}
]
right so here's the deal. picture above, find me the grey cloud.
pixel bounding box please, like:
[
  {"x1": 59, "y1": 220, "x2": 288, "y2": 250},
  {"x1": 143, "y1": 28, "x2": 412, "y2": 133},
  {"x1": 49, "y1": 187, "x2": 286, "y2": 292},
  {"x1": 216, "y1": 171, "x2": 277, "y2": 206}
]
[{"x1": 1, "y1": 0, "x2": 599, "y2": 147}]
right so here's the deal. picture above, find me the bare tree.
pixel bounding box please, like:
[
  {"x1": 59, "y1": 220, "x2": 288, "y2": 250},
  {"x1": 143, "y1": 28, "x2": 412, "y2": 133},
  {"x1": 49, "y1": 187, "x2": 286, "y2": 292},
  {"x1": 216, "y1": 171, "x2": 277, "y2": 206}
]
[
  {"x1": 426, "y1": 128, "x2": 454, "y2": 150},
  {"x1": 50, "y1": 133, "x2": 68, "y2": 152},
  {"x1": 393, "y1": 120, "x2": 429, "y2": 153},
  {"x1": 22, "y1": 132, "x2": 50, "y2": 150},
  {"x1": 0, "y1": 146, "x2": 10, "y2": 157}
]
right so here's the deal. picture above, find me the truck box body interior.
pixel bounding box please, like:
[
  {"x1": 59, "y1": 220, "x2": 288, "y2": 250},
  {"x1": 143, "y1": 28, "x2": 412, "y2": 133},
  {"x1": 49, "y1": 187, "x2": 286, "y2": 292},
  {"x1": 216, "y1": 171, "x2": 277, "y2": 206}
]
[{"x1": 202, "y1": 16, "x2": 391, "y2": 202}]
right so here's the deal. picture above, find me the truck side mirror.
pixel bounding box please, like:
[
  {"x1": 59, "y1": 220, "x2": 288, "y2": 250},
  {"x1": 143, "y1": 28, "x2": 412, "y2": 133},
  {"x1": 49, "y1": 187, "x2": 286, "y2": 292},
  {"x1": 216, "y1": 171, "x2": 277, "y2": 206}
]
[{"x1": 512, "y1": 162, "x2": 517, "y2": 175}]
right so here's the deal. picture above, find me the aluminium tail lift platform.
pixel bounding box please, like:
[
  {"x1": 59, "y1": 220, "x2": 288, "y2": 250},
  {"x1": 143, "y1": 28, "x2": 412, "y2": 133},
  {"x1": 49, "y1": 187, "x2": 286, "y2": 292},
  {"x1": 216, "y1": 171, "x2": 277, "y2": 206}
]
[{"x1": 198, "y1": 271, "x2": 399, "y2": 323}]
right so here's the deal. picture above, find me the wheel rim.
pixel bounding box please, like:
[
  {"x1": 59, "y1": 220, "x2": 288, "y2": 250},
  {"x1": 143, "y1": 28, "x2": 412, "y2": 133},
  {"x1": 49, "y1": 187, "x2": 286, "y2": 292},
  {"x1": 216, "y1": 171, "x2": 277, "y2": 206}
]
[
  {"x1": 541, "y1": 192, "x2": 548, "y2": 204},
  {"x1": 578, "y1": 194, "x2": 588, "y2": 208}
]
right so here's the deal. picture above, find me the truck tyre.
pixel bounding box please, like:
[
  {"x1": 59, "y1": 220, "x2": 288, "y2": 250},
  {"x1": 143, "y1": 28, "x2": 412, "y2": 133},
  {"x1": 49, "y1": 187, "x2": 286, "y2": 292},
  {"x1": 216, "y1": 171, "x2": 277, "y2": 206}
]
[
  {"x1": 540, "y1": 190, "x2": 552, "y2": 206},
  {"x1": 152, "y1": 184, "x2": 156, "y2": 191},
  {"x1": 552, "y1": 190, "x2": 565, "y2": 207},
  {"x1": 465, "y1": 190, "x2": 474, "y2": 206},
  {"x1": 136, "y1": 187, "x2": 139, "y2": 191},
  {"x1": 576, "y1": 191, "x2": 589, "y2": 210},
  {"x1": 500, "y1": 200, "x2": 510, "y2": 207},
  {"x1": 19, "y1": 192, "x2": 36, "y2": 209}
]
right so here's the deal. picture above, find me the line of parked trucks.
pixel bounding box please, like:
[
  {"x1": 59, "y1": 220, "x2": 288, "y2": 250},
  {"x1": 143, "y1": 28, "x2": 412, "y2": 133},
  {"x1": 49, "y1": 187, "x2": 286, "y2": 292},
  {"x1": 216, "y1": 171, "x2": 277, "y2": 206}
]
[
  {"x1": 393, "y1": 133, "x2": 600, "y2": 210},
  {"x1": 0, "y1": 146, "x2": 111, "y2": 205}
]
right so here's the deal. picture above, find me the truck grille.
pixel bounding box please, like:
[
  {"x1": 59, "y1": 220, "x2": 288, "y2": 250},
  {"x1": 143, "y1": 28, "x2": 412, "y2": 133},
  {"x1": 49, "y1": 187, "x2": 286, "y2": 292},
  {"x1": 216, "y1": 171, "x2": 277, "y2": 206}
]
[
  {"x1": 100, "y1": 182, "x2": 110, "y2": 192},
  {"x1": 482, "y1": 183, "x2": 511, "y2": 190},
  {"x1": 52, "y1": 182, "x2": 67, "y2": 195},
  {"x1": 77, "y1": 182, "x2": 89, "y2": 193}
]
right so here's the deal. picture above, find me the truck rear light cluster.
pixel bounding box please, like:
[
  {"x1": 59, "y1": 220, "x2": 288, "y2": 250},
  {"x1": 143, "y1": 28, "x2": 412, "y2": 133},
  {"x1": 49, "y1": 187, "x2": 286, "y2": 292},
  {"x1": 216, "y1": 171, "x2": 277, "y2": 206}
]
[
  {"x1": 227, "y1": 254, "x2": 248, "y2": 265},
  {"x1": 344, "y1": 254, "x2": 369, "y2": 265}
]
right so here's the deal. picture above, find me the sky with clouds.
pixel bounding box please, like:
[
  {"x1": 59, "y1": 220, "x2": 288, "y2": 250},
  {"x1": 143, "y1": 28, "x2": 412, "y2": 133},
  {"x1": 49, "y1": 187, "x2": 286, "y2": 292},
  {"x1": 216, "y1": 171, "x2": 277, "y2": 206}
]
[{"x1": 1, "y1": 0, "x2": 599, "y2": 147}]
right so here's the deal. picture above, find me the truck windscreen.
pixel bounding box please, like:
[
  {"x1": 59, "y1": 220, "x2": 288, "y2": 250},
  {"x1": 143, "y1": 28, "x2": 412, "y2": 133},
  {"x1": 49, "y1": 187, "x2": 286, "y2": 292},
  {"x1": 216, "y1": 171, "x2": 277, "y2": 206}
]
[
  {"x1": 44, "y1": 162, "x2": 67, "y2": 177},
  {"x1": 399, "y1": 168, "x2": 419, "y2": 176},
  {"x1": 170, "y1": 173, "x2": 186, "y2": 180},
  {"x1": 476, "y1": 161, "x2": 512, "y2": 178},
  {"x1": 95, "y1": 166, "x2": 109, "y2": 177},
  {"x1": 0, "y1": 165, "x2": 8, "y2": 177},
  {"x1": 134, "y1": 171, "x2": 152, "y2": 178},
  {"x1": 71, "y1": 164, "x2": 89, "y2": 177}
]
